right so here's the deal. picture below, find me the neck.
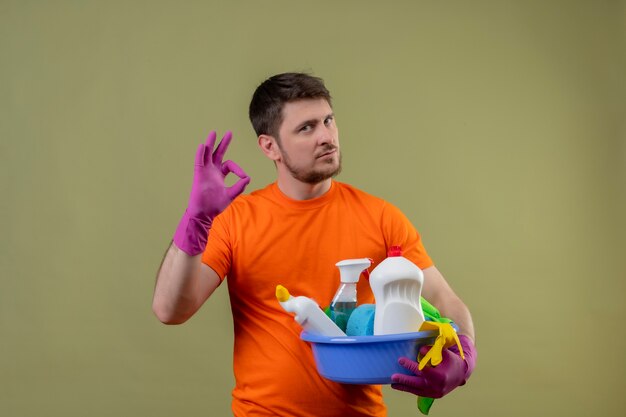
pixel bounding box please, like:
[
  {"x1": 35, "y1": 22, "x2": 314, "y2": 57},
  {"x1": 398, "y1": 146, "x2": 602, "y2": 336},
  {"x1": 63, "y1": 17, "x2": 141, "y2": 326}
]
[{"x1": 276, "y1": 174, "x2": 332, "y2": 200}]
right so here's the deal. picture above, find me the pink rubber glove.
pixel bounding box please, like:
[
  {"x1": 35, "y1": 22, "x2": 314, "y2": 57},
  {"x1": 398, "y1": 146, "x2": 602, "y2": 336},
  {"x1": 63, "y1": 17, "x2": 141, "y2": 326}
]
[
  {"x1": 173, "y1": 131, "x2": 250, "y2": 255},
  {"x1": 391, "y1": 335, "x2": 477, "y2": 399}
]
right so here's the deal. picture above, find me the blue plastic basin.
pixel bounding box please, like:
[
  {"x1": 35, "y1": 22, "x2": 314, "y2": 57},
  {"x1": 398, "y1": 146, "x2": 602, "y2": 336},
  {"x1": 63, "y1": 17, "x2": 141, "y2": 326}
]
[{"x1": 301, "y1": 330, "x2": 438, "y2": 384}]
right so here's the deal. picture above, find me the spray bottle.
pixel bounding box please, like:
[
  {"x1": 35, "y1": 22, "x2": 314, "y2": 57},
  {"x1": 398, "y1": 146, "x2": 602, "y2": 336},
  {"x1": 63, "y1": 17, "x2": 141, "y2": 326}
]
[
  {"x1": 276, "y1": 285, "x2": 346, "y2": 337},
  {"x1": 330, "y1": 258, "x2": 372, "y2": 332}
]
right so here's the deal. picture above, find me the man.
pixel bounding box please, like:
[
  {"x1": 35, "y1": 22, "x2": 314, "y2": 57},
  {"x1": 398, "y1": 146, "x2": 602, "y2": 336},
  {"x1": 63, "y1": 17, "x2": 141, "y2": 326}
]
[{"x1": 153, "y1": 72, "x2": 476, "y2": 416}]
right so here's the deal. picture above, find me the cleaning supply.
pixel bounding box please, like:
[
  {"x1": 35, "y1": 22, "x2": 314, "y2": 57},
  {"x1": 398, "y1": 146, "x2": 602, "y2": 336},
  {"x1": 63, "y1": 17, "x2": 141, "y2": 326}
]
[
  {"x1": 414, "y1": 321, "x2": 465, "y2": 414},
  {"x1": 421, "y1": 297, "x2": 453, "y2": 324},
  {"x1": 345, "y1": 297, "x2": 451, "y2": 337},
  {"x1": 369, "y1": 246, "x2": 425, "y2": 335},
  {"x1": 330, "y1": 258, "x2": 372, "y2": 332},
  {"x1": 345, "y1": 304, "x2": 376, "y2": 336},
  {"x1": 327, "y1": 292, "x2": 464, "y2": 415},
  {"x1": 276, "y1": 285, "x2": 346, "y2": 337},
  {"x1": 413, "y1": 303, "x2": 457, "y2": 414},
  {"x1": 416, "y1": 322, "x2": 465, "y2": 370},
  {"x1": 397, "y1": 328, "x2": 475, "y2": 415}
]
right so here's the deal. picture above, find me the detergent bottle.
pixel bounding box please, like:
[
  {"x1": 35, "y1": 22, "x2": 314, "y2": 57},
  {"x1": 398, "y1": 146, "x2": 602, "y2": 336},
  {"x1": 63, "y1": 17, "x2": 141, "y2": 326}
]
[
  {"x1": 369, "y1": 246, "x2": 425, "y2": 335},
  {"x1": 330, "y1": 258, "x2": 372, "y2": 332},
  {"x1": 276, "y1": 285, "x2": 346, "y2": 337}
]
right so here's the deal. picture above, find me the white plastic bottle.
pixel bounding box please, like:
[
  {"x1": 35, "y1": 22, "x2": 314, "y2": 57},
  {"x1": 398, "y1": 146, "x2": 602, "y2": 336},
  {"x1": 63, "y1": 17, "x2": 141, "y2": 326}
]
[
  {"x1": 276, "y1": 285, "x2": 346, "y2": 337},
  {"x1": 369, "y1": 246, "x2": 425, "y2": 335},
  {"x1": 330, "y1": 258, "x2": 372, "y2": 332}
]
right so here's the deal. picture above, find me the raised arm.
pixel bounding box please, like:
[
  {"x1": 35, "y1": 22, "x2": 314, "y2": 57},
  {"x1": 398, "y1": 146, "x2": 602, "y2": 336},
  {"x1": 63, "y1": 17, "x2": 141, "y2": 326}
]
[{"x1": 152, "y1": 131, "x2": 250, "y2": 324}]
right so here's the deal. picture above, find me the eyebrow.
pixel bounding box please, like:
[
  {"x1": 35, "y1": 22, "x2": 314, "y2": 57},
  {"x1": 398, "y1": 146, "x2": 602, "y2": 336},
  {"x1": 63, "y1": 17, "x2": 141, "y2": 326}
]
[{"x1": 294, "y1": 113, "x2": 335, "y2": 132}]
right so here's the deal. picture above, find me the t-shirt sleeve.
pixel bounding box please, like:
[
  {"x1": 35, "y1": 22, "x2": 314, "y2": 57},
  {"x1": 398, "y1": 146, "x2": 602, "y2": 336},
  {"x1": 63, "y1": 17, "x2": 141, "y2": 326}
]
[
  {"x1": 201, "y1": 208, "x2": 232, "y2": 281},
  {"x1": 380, "y1": 202, "x2": 434, "y2": 270}
]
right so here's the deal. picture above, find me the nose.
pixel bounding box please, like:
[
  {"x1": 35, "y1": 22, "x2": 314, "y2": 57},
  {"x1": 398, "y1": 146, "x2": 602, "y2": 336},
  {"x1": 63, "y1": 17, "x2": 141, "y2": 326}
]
[{"x1": 317, "y1": 124, "x2": 336, "y2": 146}]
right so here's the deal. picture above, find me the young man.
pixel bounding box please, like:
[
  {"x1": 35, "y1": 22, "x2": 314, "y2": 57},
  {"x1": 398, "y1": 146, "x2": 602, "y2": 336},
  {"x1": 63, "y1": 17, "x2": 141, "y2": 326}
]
[{"x1": 153, "y1": 73, "x2": 476, "y2": 416}]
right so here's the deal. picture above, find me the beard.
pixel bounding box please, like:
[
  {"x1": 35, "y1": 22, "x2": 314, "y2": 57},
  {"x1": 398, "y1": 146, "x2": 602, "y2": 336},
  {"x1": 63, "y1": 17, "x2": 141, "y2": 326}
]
[{"x1": 282, "y1": 146, "x2": 343, "y2": 184}]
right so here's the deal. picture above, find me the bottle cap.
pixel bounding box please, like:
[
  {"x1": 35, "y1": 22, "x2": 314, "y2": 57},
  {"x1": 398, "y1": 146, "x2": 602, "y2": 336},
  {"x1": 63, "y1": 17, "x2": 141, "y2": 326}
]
[
  {"x1": 388, "y1": 246, "x2": 403, "y2": 257},
  {"x1": 275, "y1": 285, "x2": 291, "y2": 302}
]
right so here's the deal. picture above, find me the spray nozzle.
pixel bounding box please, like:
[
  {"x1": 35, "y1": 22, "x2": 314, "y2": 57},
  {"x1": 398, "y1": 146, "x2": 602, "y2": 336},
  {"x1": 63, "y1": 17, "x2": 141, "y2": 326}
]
[{"x1": 335, "y1": 258, "x2": 372, "y2": 283}]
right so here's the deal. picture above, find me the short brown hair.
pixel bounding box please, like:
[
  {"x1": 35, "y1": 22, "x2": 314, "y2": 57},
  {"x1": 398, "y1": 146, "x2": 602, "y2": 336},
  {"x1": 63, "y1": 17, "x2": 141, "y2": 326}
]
[{"x1": 249, "y1": 72, "x2": 332, "y2": 138}]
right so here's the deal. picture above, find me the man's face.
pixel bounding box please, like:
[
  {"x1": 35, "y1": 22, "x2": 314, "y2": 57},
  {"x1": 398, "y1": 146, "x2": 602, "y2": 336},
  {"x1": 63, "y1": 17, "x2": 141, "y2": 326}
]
[{"x1": 275, "y1": 98, "x2": 341, "y2": 184}]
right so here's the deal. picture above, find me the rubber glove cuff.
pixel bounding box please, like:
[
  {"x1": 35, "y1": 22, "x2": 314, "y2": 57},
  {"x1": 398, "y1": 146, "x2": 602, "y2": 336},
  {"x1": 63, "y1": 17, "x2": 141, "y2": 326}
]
[{"x1": 173, "y1": 210, "x2": 213, "y2": 256}]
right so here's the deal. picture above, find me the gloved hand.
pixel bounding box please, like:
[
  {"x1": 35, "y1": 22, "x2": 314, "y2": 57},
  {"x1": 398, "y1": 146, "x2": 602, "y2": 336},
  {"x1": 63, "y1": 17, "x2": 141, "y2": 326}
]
[
  {"x1": 391, "y1": 335, "x2": 477, "y2": 399},
  {"x1": 173, "y1": 131, "x2": 250, "y2": 255}
]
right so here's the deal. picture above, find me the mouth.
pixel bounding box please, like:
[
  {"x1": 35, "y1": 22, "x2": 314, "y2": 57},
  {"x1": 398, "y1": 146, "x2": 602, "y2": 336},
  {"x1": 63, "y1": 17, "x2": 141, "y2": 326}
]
[{"x1": 316, "y1": 148, "x2": 337, "y2": 158}]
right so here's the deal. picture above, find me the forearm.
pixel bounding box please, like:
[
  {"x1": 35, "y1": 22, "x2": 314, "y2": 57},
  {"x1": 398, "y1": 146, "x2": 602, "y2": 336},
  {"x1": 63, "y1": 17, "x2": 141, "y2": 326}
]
[
  {"x1": 431, "y1": 292, "x2": 475, "y2": 342},
  {"x1": 422, "y1": 266, "x2": 475, "y2": 342},
  {"x1": 152, "y1": 241, "x2": 210, "y2": 324}
]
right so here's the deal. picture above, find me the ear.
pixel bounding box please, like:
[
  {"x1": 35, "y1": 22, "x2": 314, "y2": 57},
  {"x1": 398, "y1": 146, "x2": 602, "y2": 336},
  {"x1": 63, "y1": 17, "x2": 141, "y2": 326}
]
[{"x1": 258, "y1": 134, "x2": 281, "y2": 162}]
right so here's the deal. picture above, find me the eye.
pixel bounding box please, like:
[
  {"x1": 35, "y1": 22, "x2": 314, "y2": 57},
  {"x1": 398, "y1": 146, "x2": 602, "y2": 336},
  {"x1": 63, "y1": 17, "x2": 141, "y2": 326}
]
[
  {"x1": 324, "y1": 116, "x2": 334, "y2": 126},
  {"x1": 299, "y1": 125, "x2": 312, "y2": 132}
]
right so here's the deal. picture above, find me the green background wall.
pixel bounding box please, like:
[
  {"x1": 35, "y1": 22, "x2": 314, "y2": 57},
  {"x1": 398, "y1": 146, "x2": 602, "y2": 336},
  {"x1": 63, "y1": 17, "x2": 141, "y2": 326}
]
[{"x1": 2, "y1": 1, "x2": 625, "y2": 416}]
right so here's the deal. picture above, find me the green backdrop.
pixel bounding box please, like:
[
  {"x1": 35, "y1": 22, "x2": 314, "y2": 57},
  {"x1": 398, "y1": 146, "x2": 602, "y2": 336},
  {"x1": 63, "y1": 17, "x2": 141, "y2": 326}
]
[{"x1": 2, "y1": 1, "x2": 625, "y2": 416}]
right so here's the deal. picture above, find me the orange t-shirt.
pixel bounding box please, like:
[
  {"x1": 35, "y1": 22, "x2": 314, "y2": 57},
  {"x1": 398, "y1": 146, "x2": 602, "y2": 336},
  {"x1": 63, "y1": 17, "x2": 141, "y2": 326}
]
[{"x1": 202, "y1": 181, "x2": 433, "y2": 417}]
